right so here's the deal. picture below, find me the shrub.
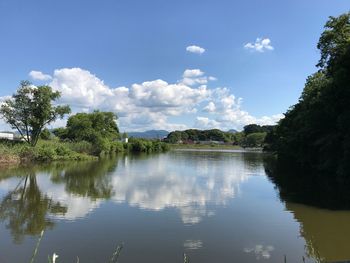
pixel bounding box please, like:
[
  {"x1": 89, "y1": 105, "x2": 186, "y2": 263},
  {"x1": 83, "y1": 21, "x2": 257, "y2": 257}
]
[
  {"x1": 34, "y1": 145, "x2": 57, "y2": 162},
  {"x1": 67, "y1": 141, "x2": 94, "y2": 155}
]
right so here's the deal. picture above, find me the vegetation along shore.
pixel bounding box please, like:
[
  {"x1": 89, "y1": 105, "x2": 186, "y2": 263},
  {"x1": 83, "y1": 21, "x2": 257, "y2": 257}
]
[{"x1": 0, "y1": 82, "x2": 169, "y2": 166}]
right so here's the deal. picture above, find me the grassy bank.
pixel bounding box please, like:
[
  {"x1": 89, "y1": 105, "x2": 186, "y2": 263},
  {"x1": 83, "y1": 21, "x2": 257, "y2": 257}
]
[
  {"x1": 0, "y1": 138, "x2": 169, "y2": 166},
  {"x1": 0, "y1": 139, "x2": 96, "y2": 165}
]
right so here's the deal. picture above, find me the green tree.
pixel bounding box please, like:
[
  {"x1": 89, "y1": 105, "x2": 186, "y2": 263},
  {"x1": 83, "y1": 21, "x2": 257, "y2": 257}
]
[
  {"x1": 0, "y1": 81, "x2": 70, "y2": 146},
  {"x1": 243, "y1": 124, "x2": 263, "y2": 135},
  {"x1": 39, "y1": 128, "x2": 51, "y2": 140},
  {"x1": 64, "y1": 111, "x2": 119, "y2": 143},
  {"x1": 265, "y1": 12, "x2": 350, "y2": 206},
  {"x1": 244, "y1": 132, "x2": 267, "y2": 147}
]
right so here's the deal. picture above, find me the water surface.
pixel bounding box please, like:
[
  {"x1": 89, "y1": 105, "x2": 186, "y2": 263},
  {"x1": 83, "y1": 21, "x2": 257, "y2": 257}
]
[{"x1": 0, "y1": 150, "x2": 349, "y2": 262}]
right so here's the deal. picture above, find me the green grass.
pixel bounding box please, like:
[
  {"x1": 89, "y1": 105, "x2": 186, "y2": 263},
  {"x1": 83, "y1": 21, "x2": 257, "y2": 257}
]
[
  {"x1": 0, "y1": 139, "x2": 96, "y2": 165},
  {"x1": 0, "y1": 137, "x2": 170, "y2": 166}
]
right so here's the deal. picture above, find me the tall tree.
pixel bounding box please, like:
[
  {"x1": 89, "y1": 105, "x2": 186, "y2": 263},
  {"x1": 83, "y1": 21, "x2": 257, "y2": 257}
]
[
  {"x1": 64, "y1": 111, "x2": 119, "y2": 142},
  {"x1": 265, "y1": 12, "x2": 350, "y2": 206},
  {"x1": 0, "y1": 81, "x2": 71, "y2": 146}
]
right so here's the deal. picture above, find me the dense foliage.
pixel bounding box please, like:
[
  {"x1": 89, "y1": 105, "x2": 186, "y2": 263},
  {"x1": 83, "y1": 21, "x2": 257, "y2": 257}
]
[
  {"x1": 264, "y1": 13, "x2": 350, "y2": 208},
  {"x1": 166, "y1": 129, "x2": 233, "y2": 143},
  {"x1": 51, "y1": 111, "x2": 169, "y2": 156},
  {"x1": 0, "y1": 81, "x2": 70, "y2": 146},
  {"x1": 53, "y1": 111, "x2": 121, "y2": 155},
  {"x1": 243, "y1": 124, "x2": 273, "y2": 135},
  {"x1": 166, "y1": 127, "x2": 270, "y2": 148}
]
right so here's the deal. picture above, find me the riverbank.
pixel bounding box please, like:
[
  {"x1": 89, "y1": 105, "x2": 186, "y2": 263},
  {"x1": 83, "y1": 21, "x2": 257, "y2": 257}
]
[
  {"x1": 0, "y1": 139, "x2": 97, "y2": 166},
  {"x1": 0, "y1": 138, "x2": 169, "y2": 166},
  {"x1": 168, "y1": 143, "x2": 262, "y2": 151}
]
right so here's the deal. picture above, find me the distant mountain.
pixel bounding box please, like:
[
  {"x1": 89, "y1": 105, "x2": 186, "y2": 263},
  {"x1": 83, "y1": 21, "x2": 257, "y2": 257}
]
[
  {"x1": 227, "y1": 129, "x2": 238, "y2": 133},
  {"x1": 127, "y1": 130, "x2": 169, "y2": 139}
]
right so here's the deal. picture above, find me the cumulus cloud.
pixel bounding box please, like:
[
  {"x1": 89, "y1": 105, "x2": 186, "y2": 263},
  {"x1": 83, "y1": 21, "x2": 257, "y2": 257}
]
[
  {"x1": 29, "y1": 70, "x2": 52, "y2": 81},
  {"x1": 203, "y1": 102, "x2": 216, "y2": 113},
  {"x1": 48, "y1": 68, "x2": 212, "y2": 131},
  {"x1": 18, "y1": 67, "x2": 283, "y2": 131},
  {"x1": 180, "y1": 69, "x2": 216, "y2": 87},
  {"x1": 194, "y1": 117, "x2": 220, "y2": 129},
  {"x1": 196, "y1": 87, "x2": 283, "y2": 130},
  {"x1": 130, "y1": 79, "x2": 208, "y2": 109},
  {"x1": 186, "y1": 45, "x2": 205, "y2": 54},
  {"x1": 244, "y1": 38, "x2": 274, "y2": 52},
  {"x1": 183, "y1": 69, "x2": 204, "y2": 78},
  {"x1": 50, "y1": 68, "x2": 113, "y2": 108}
]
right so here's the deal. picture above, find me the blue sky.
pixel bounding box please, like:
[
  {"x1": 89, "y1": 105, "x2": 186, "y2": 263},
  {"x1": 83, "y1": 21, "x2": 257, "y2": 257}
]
[{"x1": 0, "y1": 0, "x2": 349, "y2": 131}]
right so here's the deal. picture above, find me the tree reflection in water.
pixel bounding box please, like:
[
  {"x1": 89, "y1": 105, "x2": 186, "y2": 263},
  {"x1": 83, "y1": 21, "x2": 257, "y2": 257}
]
[
  {"x1": 50, "y1": 157, "x2": 117, "y2": 200},
  {"x1": 264, "y1": 156, "x2": 350, "y2": 262},
  {"x1": 0, "y1": 156, "x2": 118, "y2": 243},
  {"x1": 0, "y1": 172, "x2": 67, "y2": 243}
]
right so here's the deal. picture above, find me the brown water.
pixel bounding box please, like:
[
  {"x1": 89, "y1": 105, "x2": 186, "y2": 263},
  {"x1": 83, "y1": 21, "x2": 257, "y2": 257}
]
[{"x1": 0, "y1": 150, "x2": 349, "y2": 262}]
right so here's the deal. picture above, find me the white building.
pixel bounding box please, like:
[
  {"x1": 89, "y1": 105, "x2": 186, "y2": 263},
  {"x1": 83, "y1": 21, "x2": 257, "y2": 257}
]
[{"x1": 0, "y1": 132, "x2": 14, "y2": 140}]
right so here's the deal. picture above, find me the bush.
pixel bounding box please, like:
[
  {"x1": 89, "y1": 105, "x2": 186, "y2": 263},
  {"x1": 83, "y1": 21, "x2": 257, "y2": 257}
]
[
  {"x1": 34, "y1": 145, "x2": 57, "y2": 162},
  {"x1": 243, "y1": 132, "x2": 267, "y2": 147},
  {"x1": 128, "y1": 138, "x2": 169, "y2": 153},
  {"x1": 110, "y1": 141, "x2": 124, "y2": 153},
  {"x1": 40, "y1": 128, "x2": 51, "y2": 140},
  {"x1": 93, "y1": 136, "x2": 111, "y2": 155},
  {"x1": 67, "y1": 141, "x2": 94, "y2": 155},
  {"x1": 55, "y1": 144, "x2": 71, "y2": 156}
]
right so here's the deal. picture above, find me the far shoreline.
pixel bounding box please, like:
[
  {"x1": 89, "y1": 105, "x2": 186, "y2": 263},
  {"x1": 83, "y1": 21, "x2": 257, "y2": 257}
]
[{"x1": 169, "y1": 144, "x2": 263, "y2": 152}]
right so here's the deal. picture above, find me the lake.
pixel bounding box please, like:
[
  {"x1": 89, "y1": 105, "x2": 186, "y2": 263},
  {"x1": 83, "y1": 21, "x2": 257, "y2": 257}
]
[{"x1": 0, "y1": 150, "x2": 349, "y2": 262}]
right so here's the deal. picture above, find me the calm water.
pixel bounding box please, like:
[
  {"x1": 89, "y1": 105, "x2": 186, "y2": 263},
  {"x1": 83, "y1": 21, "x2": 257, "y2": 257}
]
[{"x1": 0, "y1": 150, "x2": 349, "y2": 262}]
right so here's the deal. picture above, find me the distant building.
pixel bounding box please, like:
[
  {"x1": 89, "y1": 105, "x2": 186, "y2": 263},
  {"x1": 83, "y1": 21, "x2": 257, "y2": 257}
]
[
  {"x1": 121, "y1": 137, "x2": 128, "y2": 143},
  {"x1": 0, "y1": 132, "x2": 14, "y2": 140}
]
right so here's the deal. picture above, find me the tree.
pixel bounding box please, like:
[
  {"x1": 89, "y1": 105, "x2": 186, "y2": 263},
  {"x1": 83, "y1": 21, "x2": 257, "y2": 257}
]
[
  {"x1": 64, "y1": 111, "x2": 119, "y2": 142},
  {"x1": 264, "y1": 12, "x2": 350, "y2": 207},
  {"x1": 0, "y1": 81, "x2": 71, "y2": 146},
  {"x1": 243, "y1": 124, "x2": 262, "y2": 135},
  {"x1": 244, "y1": 132, "x2": 267, "y2": 147},
  {"x1": 39, "y1": 128, "x2": 51, "y2": 140}
]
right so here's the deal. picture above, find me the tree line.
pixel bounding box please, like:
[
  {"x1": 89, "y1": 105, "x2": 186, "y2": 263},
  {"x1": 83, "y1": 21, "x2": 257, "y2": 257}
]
[
  {"x1": 0, "y1": 82, "x2": 168, "y2": 163},
  {"x1": 264, "y1": 12, "x2": 350, "y2": 208},
  {"x1": 165, "y1": 124, "x2": 273, "y2": 147}
]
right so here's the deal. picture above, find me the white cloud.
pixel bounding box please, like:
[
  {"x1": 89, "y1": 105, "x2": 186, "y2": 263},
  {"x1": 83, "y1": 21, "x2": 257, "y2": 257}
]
[
  {"x1": 0, "y1": 96, "x2": 12, "y2": 131},
  {"x1": 186, "y1": 45, "x2": 205, "y2": 54},
  {"x1": 194, "y1": 117, "x2": 220, "y2": 129},
  {"x1": 197, "y1": 88, "x2": 283, "y2": 130},
  {"x1": 183, "y1": 69, "x2": 204, "y2": 78},
  {"x1": 29, "y1": 70, "x2": 52, "y2": 81},
  {"x1": 48, "y1": 68, "x2": 211, "y2": 131},
  {"x1": 9, "y1": 67, "x2": 283, "y2": 131},
  {"x1": 244, "y1": 38, "x2": 274, "y2": 52},
  {"x1": 130, "y1": 79, "x2": 208, "y2": 109},
  {"x1": 50, "y1": 68, "x2": 112, "y2": 108},
  {"x1": 180, "y1": 69, "x2": 216, "y2": 87},
  {"x1": 203, "y1": 102, "x2": 216, "y2": 113}
]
